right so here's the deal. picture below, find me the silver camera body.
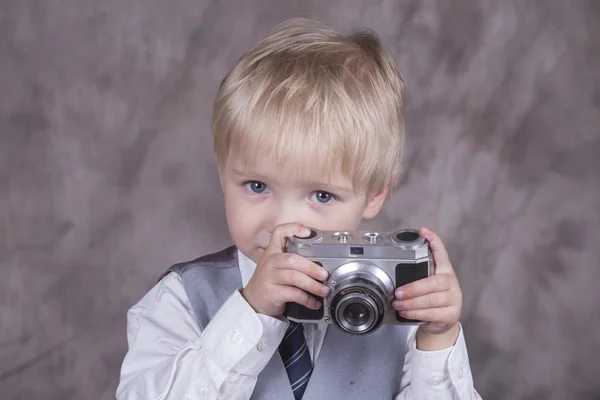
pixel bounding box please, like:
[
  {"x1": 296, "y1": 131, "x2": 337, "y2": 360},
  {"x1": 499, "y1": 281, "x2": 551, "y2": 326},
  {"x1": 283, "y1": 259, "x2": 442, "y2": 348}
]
[{"x1": 283, "y1": 228, "x2": 433, "y2": 335}]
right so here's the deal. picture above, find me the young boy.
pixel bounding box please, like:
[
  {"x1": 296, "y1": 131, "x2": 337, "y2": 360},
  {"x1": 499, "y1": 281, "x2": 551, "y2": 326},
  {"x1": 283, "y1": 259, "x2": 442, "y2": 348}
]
[{"x1": 117, "y1": 18, "x2": 482, "y2": 400}]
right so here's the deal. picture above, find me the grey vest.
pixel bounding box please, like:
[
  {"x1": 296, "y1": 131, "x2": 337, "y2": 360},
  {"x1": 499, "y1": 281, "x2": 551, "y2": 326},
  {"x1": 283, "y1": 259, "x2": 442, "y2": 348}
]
[{"x1": 162, "y1": 246, "x2": 409, "y2": 399}]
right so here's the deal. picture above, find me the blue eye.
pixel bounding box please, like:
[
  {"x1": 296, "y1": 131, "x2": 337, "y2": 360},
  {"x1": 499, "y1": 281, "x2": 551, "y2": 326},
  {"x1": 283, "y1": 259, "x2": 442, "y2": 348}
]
[
  {"x1": 245, "y1": 181, "x2": 267, "y2": 194},
  {"x1": 312, "y1": 191, "x2": 335, "y2": 204}
]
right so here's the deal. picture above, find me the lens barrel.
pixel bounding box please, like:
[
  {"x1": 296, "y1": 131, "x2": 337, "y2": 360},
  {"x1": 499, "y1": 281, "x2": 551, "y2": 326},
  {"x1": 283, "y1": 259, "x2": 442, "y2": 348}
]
[{"x1": 327, "y1": 261, "x2": 393, "y2": 335}]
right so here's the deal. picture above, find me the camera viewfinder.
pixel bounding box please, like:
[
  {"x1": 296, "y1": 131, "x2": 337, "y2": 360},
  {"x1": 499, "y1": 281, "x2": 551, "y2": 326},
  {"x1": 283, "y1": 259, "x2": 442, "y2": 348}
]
[{"x1": 350, "y1": 247, "x2": 364, "y2": 255}]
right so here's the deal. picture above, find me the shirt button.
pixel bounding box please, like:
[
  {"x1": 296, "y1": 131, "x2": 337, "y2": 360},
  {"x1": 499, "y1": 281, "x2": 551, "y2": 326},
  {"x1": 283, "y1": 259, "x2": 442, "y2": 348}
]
[
  {"x1": 232, "y1": 331, "x2": 244, "y2": 344},
  {"x1": 198, "y1": 386, "x2": 209, "y2": 399},
  {"x1": 257, "y1": 338, "x2": 269, "y2": 352},
  {"x1": 429, "y1": 375, "x2": 443, "y2": 386}
]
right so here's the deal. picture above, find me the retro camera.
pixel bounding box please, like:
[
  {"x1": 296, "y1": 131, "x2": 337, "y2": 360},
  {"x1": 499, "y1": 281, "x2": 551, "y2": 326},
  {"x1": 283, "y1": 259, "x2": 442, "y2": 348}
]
[{"x1": 283, "y1": 228, "x2": 433, "y2": 335}]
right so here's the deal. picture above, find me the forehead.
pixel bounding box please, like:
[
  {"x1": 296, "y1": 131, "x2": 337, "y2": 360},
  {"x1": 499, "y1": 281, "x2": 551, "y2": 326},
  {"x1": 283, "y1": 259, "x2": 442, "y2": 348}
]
[{"x1": 226, "y1": 150, "x2": 354, "y2": 191}]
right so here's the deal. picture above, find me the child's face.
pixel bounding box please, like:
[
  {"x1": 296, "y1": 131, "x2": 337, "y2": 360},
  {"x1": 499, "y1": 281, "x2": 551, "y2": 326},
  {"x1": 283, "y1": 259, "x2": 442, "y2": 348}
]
[{"x1": 219, "y1": 153, "x2": 388, "y2": 264}]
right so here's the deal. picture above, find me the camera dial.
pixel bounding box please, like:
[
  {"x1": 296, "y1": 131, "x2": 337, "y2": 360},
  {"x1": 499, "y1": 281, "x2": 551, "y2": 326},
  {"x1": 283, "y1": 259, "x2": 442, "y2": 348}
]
[
  {"x1": 289, "y1": 228, "x2": 323, "y2": 245},
  {"x1": 332, "y1": 231, "x2": 354, "y2": 243},
  {"x1": 390, "y1": 229, "x2": 425, "y2": 249}
]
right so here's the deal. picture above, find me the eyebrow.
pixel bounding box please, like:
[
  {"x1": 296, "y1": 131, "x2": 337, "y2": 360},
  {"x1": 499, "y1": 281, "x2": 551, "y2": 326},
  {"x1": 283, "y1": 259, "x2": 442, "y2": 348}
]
[
  {"x1": 231, "y1": 168, "x2": 353, "y2": 194},
  {"x1": 231, "y1": 168, "x2": 265, "y2": 179}
]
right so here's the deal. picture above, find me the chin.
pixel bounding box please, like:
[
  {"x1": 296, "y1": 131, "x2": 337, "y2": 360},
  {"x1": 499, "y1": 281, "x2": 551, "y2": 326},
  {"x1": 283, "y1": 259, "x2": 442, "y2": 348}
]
[{"x1": 237, "y1": 246, "x2": 262, "y2": 262}]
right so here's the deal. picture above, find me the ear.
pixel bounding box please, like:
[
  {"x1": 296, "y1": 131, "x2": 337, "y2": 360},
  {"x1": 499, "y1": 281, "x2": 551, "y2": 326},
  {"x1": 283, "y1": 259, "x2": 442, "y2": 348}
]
[
  {"x1": 217, "y1": 164, "x2": 223, "y2": 183},
  {"x1": 362, "y1": 181, "x2": 391, "y2": 220},
  {"x1": 216, "y1": 163, "x2": 226, "y2": 193}
]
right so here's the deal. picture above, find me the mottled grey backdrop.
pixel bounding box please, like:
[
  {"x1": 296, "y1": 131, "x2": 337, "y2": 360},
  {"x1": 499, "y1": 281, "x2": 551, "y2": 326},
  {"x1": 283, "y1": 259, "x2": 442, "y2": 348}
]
[{"x1": 1, "y1": 1, "x2": 599, "y2": 399}]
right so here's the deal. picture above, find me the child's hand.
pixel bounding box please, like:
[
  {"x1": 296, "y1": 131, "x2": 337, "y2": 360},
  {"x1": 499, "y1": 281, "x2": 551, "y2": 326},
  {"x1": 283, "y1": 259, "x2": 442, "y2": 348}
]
[
  {"x1": 241, "y1": 223, "x2": 330, "y2": 317},
  {"x1": 392, "y1": 227, "x2": 463, "y2": 350}
]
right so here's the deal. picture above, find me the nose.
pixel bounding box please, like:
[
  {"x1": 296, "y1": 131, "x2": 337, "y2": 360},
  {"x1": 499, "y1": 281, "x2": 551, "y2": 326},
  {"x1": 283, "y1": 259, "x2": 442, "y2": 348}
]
[{"x1": 265, "y1": 201, "x2": 302, "y2": 233}]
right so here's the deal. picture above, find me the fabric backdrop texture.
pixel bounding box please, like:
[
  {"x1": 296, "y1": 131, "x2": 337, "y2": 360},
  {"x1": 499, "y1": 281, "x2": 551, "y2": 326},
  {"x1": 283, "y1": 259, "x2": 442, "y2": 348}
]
[{"x1": 1, "y1": 1, "x2": 599, "y2": 399}]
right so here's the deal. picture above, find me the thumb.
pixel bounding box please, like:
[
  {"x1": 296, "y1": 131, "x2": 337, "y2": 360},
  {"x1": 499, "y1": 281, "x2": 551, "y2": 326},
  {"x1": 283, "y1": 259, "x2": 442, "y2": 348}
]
[{"x1": 419, "y1": 226, "x2": 454, "y2": 275}]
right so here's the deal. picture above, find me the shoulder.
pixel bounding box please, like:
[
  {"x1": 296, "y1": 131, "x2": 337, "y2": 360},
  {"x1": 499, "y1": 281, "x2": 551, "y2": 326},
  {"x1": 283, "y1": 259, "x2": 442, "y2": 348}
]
[
  {"x1": 124, "y1": 271, "x2": 202, "y2": 347},
  {"x1": 130, "y1": 272, "x2": 187, "y2": 313},
  {"x1": 158, "y1": 245, "x2": 239, "y2": 282}
]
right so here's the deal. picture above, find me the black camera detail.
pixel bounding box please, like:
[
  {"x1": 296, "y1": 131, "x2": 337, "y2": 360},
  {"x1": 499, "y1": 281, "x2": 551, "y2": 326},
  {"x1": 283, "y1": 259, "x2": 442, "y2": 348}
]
[
  {"x1": 350, "y1": 246, "x2": 364, "y2": 255},
  {"x1": 284, "y1": 261, "x2": 324, "y2": 320},
  {"x1": 396, "y1": 230, "x2": 420, "y2": 242},
  {"x1": 395, "y1": 261, "x2": 429, "y2": 323}
]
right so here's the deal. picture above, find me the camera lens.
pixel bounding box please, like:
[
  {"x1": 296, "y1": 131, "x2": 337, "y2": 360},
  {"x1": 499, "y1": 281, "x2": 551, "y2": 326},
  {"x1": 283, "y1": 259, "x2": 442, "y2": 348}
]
[
  {"x1": 331, "y1": 285, "x2": 386, "y2": 335},
  {"x1": 343, "y1": 302, "x2": 370, "y2": 326},
  {"x1": 327, "y1": 261, "x2": 394, "y2": 335},
  {"x1": 395, "y1": 230, "x2": 419, "y2": 242},
  {"x1": 334, "y1": 292, "x2": 380, "y2": 334}
]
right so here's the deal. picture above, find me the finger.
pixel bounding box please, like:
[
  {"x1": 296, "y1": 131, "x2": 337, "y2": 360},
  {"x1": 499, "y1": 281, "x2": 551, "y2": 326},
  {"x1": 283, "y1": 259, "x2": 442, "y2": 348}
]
[
  {"x1": 419, "y1": 227, "x2": 453, "y2": 274},
  {"x1": 271, "y1": 253, "x2": 328, "y2": 281},
  {"x1": 393, "y1": 291, "x2": 453, "y2": 311},
  {"x1": 397, "y1": 306, "x2": 457, "y2": 323},
  {"x1": 266, "y1": 223, "x2": 312, "y2": 254},
  {"x1": 395, "y1": 274, "x2": 452, "y2": 300},
  {"x1": 273, "y1": 268, "x2": 330, "y2": 298},
  {"x1": 278, "y1": 285, "x2": 323, "y2": 310}
]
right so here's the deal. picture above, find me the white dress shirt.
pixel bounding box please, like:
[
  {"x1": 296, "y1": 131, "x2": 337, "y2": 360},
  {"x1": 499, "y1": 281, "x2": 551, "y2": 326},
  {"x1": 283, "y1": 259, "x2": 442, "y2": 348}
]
[{"x1": 116, "y1": 250, "x2": 482, "y2": 400}]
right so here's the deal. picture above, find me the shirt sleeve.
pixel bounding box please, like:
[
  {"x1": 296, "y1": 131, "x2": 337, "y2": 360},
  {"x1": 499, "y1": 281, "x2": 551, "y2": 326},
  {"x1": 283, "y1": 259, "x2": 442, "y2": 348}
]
[
  {"x1": 395, "y1": 324, "x2": 483, "y2": 400},
  {"x1": 116, "y1": 273, "x2": 289, "y2": 400}
]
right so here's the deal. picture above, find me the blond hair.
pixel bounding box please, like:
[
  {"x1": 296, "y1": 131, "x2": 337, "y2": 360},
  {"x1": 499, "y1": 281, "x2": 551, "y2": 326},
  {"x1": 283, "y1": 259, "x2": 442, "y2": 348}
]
[{"x1": 212, "y1": 18, "x2": 405, "y2": 198}]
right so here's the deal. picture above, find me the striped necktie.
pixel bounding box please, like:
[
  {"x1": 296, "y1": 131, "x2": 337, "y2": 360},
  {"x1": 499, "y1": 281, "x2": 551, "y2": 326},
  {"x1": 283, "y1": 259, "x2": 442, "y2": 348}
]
[{"x1": 278, "y1": 322, "x2": 313, "y2": 399}]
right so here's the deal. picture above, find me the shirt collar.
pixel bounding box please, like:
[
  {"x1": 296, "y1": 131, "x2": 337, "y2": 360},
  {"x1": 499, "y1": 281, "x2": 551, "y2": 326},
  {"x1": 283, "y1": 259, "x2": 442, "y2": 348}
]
[{"x1": 238, "y1": 249, "x2": 256, "y2": 287}]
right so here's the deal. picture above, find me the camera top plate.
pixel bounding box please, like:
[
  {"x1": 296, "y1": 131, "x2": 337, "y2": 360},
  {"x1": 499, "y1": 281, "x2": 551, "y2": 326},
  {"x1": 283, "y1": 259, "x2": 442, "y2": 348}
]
[{"x1": 287, "y1": 228, "x2": 429, "y2": 261}]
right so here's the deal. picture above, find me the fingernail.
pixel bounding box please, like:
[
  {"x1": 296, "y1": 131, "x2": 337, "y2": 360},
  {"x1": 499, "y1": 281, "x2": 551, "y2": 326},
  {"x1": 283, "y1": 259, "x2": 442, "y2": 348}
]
[
  {"x1": 392, "y1": 300, "x2": 400, "y2": 309},
  {"x1": 395, "y1": 289, "x2": 404, "y2": 299},
  {"x1": 320, "y1": 269, "x2": 328, "y2": 280},
  {"x1": 315, "y1": 301, "x2": 322, "y2": 309},
  {"x1": 421, "y1": 227, "x2": 430, "y2": 234},
  {"x1": 321, "y1": 286, "x2": 330, "y2": 295}
]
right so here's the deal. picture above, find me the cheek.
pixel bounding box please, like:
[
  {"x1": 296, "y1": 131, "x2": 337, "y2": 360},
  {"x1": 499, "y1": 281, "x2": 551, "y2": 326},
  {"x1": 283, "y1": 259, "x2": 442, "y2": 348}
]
[
  {"x1": 224, "y1": 190, "x2": 263, "y2": 235},
  {"x1": 343, "y1": 202, "x2": 368, "y2": 228},
  {"x1": 224, "y1": 200, "x2": 255, "y2": 253},
  {"x1": 223, "y1": 189, "x2": 246, "y2": 229},
  {"x1": 331, "y1": 211, "x2": 364, "y2": 230}
]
